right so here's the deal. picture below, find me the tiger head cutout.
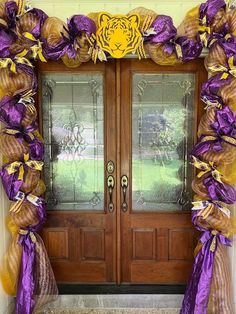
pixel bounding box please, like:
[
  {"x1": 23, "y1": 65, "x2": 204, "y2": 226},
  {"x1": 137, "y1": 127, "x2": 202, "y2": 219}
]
[{"x1": 96, "y1": 13, "x2": 142, "y2": 58}]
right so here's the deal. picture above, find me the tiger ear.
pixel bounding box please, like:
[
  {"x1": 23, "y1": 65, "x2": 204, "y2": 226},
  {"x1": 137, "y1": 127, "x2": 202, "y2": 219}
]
[
  {"x1": 99, "y1": 13, "x2": 111, "y2": 27},
  {"x1": 127, "y1": 14, "x2": 140, "y2": 28}
]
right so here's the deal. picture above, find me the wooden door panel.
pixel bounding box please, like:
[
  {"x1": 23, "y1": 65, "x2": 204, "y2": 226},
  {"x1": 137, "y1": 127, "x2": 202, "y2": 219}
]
[
  {"x1": 120, "y1": 59, "x2": 207, "y2": 284},
  {"x1": 131, "y1": 261, "x2": 193, "y2": 283},
  {"x1": 38, "y1": 60, "x2": 117, "y2": 283}
]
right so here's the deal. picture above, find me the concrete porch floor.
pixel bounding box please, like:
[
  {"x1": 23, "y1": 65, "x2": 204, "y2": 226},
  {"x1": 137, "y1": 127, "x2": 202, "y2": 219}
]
[{"x1": 36, "y1": 295, "x2": 182, "y2": 314}]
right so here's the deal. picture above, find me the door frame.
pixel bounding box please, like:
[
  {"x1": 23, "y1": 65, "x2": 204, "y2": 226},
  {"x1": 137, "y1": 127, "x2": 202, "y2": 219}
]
[{"x1": 36, "y1": 57, "x2": 207, "y2": 293}]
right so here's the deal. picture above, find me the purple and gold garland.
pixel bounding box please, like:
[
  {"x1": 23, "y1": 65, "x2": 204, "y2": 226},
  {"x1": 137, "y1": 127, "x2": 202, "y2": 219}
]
[{"x1": 0, "y1": 0, "x2": 236, "y2": 313}]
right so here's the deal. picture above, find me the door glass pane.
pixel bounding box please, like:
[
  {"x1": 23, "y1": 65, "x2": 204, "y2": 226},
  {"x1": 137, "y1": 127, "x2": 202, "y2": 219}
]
[
  {"x1": 42, "y1": 73, "x2": 104, "y2": 210},
  {"x1": 132, "y1": 73, "x2": 195, "y2": 211}
]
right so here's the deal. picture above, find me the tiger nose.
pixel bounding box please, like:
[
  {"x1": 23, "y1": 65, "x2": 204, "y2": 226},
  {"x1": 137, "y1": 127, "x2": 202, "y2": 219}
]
[{"x1": 115, "y1": 43, "x2": 122, "y2": 48}]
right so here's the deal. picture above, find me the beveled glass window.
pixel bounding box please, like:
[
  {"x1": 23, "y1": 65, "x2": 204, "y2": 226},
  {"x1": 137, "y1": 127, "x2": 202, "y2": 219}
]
[
  {"x1": 132, "y1": 73, "x2": 195, "y2": 211},
  {"x1": 42, "y1": 73, "x2": 104, "y2": 210}
]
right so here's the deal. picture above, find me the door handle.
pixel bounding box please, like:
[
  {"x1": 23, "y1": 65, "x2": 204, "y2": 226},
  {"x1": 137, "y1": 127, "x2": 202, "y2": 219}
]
[
  {"x1": 121, "y1": 175, "x2": 128, "y2": 212},
  {"x1": 107, "y1": 175, "x2": 115, "y2": 212}
]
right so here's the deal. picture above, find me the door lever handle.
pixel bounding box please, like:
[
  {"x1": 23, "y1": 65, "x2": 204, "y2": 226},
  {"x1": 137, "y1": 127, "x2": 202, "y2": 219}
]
[
  {"x1": 107, "y1": 175, "x2": 115, "y2": 212},
  {"x1": 121, "y1": 175, "x2": 128, "y2": 212}
]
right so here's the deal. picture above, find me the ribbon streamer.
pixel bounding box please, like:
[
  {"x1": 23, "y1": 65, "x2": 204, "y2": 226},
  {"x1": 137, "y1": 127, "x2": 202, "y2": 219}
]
[
  {"x1": 181, "y1": 211, "x2": 231, "y2": 314},
  {"x1": 16, "y1": 229, "x2": 37, "y2": 314}
]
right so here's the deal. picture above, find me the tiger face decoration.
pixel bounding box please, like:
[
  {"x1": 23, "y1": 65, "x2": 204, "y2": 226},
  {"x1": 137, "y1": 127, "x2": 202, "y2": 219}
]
[{"x1": 96, "y1": 13, "x2": 143, "y2": 58}]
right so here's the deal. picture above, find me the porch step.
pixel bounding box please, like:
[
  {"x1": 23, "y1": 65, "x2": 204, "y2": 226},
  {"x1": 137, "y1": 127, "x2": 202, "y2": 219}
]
[
  {"x1": 36, "y1": 295, "x2": 182, "y2": 314},
  {"x1": 37, "y1": 309, "x2": 180, "y2": 313}
]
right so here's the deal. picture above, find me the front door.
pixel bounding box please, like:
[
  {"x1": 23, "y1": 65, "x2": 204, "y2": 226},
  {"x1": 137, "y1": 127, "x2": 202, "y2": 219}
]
[{"x1": 38, "y1": 58, "x2": 206, "y2": 286}]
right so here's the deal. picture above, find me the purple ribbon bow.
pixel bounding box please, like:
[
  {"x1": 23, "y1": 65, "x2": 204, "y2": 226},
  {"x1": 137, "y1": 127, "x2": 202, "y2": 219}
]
[
  {"x1": 211, "y1": 106, "x2": 236, "y2": 137},
  {"x1": 0, "y1": 27, "x2": 16, "y2": 58},
  {"x1": 5, "y1": 1, "x2": 18, "y2": 28},
  {"x1": 147, "y1": 15, "x2": 177, "y2": 45},
  {"x1": 201, "y1": 73, "x2": 232, "y2": 105},
  {"x1": 0, "y1": 95, "x2": 36, "y2": 130},
  {"x1": 175, "y1": 37, "x2": 203, "y2": 61},
  {"x1": 199, "y1": 0, "x2": 226, "y2": 25},
  {"x1": 204, "y1": 176, "x2": 236, "y2": 204}
]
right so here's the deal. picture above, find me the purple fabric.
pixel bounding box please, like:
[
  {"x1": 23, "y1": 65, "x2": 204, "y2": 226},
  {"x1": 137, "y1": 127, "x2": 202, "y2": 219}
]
[
  {"x1": 5, "y1": 1, "x2": 18, "y2": 28},
  {"x1": 15, "y1": 199, "x2": 46, "y2": 314},
  {"x1": 147, "y1": 15, "x2": 176, "y2": 44},
  {"x1": 48, "y1": 15, "x2": 96, "y2": 59},
  {"x1": 67, "y1": 15, "x2": 96, "y2": 37},
  {"x1": 204, "y1": 176, "x2": 236, "y2": 204},
  {"x1": 0, "y1": 95, "x2": 37, "y2": 131},
  {"x1": 0, "y1": 27, "x2": 16, "y2": 58},
  {"x1": 175, "y1": 37, "x2": 203, "y2": 61},
  {"x1": 15, "y1": 201, "x2": 45, "y2": 314},
  {"x1": 0, "y1": 165, "x2": 24, "y2": 200},
  {"x1": 199, "y1": 0, "x2": 226, "y2": 25},
  {"x1": 191, "y1": 106, "x2": 236, "y2": 157},
  {"x1": 27, "y1": 8, "x2": 48, "y2": 39},
  {"x1": 201, "y1": 73, "x2": 232, "y2": 104},
  {"x1": 42, "y1": 37, "x2": 69, "y2": 60},
  {"x1": 211, "y1": 106, "x2": 236, "y2": 136},
  {"x1": 16, "y1": 231, "x2": 36, "y2": 314},
  {"x1": 220, "y1": 36, "x2": 236, "y2": 58},
  {"x1": 181, "y1": 211, "x2": 231, "y2": 314},
  {"x1": 191, "y1": 136, "x2": 224, "y2": 156}
]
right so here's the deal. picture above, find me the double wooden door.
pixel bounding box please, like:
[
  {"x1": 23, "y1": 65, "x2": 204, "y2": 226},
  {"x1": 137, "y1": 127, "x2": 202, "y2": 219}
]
[{"x1": 38, "y1": 58, "x2": 206, "y2": 285}]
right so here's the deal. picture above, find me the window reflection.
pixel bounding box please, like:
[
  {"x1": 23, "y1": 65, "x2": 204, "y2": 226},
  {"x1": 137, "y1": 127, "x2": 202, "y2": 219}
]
[
  {"x1": 132, "y1": 73, "x2": 195, "y2": 211},
  {"x1": 42, "y1": 73, "x2": 104, "y2": 210}
]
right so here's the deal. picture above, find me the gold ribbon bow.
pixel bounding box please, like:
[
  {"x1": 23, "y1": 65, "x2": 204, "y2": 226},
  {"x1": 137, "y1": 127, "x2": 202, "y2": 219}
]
[
  {"x1": 208, "y1": 33, "x2": 232, "y2": 48},
  {"x1": 191, "y1": 156, "x2": 222, "y2": 182},
  {"x1": 0, "y1": 58, "x2": 17, "y2": 73},
  {"x1": 6, "y1": 153, "x2": 44, "y2": 181},
  {"x1": 201, "y1": 134, "x2": 236, "y2": 146},
  {"x1": 19, "y1": 229, "x2": 37, "y2": 243},
  {"x1": 10, "y1": 191, "x2": 42, "y2": 213},
  {"x1": 86, "y1": 33, "x2": 107, "y2": 63},
  {"x1": 23, "y1": 32, "x2": 47, "y2": 62},
  {"x1": 198, "y1": 22, "x2": 211, "y2": 47},
  {"x1": 4, "y1": 128, "x2": 35, "y2": 141},
  {"x1": 0, "y1": 56, "x2": 33, "y2": 73},
  {"x1": 203, "y1": 100, "x2": 222, "y2": 110},
  {"x1": 18, "y1": 90, "x2": 36, "y2": 113},
  {"x1": 208, "y1": 56, "x2": 236, "y2": 79},
  {"x1": 192, "y1": 200, "x2": 231, "y2": 219}
]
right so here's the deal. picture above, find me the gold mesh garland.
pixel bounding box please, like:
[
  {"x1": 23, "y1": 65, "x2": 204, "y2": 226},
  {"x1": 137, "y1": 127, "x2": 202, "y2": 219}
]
[
  {"x1": 0, "y1": 67, "x2": 34, "y2": 96},
  {"x1": 0, "y1": 131, "x2": 29, "y2": 161},
  {"x1": 0, "y1": 2, "x2": 235, "y2": 313},
  {"x1": 204, "y1": 43, "x2": 227, "y2": 77},
  {"x1": 177, "y1": 6, "x2": 200, "y2": 39},
  {"x1": 145, "y1": 42, "x2": 181, "y2": 66},
  {"x1": 41, "y1": 17, "x2": 68, "y2": 47}
]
